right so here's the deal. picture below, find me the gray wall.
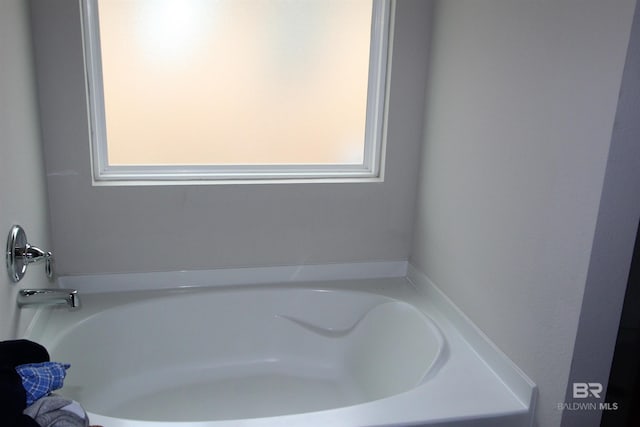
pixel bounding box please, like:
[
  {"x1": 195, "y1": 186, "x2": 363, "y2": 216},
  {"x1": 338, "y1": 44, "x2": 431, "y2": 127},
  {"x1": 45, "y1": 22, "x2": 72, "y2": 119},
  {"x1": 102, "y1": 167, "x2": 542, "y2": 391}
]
[
  {"x1": 30, "y1": 0, "x2": 431, "y2": 276},
  {"x1": 0, "y1": 0, "x2": 53, "y2": 339},
  {"x1": 561, "y1": 3, "x2": 640, "y2": 426},
  {"x1": 410, "y1": 1, "x2": 636, "y2": 427}
]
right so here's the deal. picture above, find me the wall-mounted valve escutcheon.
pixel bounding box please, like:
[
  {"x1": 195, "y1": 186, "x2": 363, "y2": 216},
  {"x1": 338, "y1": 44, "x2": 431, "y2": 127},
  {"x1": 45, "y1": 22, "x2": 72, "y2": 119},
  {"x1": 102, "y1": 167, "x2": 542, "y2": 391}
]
[{"x1": 5, "y1": 225, "x2": 54, "y2": 283}]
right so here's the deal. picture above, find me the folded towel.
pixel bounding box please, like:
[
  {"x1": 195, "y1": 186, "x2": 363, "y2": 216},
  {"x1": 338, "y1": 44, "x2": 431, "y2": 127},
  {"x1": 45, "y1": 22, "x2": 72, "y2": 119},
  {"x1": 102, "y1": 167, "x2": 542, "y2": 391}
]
[
  {"x1": 23, "y1": 395, "x2": 89, "y2": 427},
  {"x1": 15, "y1": 362, "x2": 70, "y2": 406}
]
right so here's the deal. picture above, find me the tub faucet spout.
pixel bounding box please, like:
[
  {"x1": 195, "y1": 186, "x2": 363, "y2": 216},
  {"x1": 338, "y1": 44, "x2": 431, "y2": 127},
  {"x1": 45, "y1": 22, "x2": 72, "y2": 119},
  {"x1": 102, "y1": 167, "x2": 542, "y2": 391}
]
[{"x1": 17, "y1": 289, "x2": 80, "y2": 309}]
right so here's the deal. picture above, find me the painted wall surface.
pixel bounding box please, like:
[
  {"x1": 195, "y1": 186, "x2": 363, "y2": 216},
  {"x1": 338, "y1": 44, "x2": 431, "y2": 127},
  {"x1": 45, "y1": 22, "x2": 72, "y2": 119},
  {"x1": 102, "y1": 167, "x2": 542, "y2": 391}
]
[
  {"x1": 562, "y1": 4, "x2": 640, "y2": 426},
  {"x1": 410, "y1": 1, "x2": 635, "y2": 426},
  {"x1": 30, "y1": 0, "x2": 431, "y2": 276},
  {"x1": 0, "y1": 0, "x2": 53, "y2": 339}
]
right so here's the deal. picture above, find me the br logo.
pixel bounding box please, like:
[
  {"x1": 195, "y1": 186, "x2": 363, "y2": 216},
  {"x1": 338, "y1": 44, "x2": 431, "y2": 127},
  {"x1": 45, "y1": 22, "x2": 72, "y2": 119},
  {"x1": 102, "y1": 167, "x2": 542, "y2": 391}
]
[{"x1": 573, "y1": 383, "x2": 603, "y2": 399}]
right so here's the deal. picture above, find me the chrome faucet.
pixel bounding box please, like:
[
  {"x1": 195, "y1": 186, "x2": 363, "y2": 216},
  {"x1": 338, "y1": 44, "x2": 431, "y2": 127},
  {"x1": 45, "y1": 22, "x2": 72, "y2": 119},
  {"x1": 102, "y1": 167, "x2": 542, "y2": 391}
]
[{"x1": 17, "y1": 289, "x2": 80, "y2": 309}]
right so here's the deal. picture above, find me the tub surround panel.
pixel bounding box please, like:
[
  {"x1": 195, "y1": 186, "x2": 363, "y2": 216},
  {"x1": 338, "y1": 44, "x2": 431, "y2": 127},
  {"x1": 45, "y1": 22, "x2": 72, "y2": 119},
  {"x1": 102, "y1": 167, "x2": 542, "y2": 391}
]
[{"x1": 0, "y1": 0, "x2": 52, "y2": 340}]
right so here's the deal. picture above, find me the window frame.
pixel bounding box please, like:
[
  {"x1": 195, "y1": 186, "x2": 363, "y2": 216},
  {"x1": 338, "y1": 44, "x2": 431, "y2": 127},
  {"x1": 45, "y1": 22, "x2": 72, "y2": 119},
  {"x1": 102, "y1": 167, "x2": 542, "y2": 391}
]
[{"x1": 81, "y1": 0, "x2": 394, "y2": 185}]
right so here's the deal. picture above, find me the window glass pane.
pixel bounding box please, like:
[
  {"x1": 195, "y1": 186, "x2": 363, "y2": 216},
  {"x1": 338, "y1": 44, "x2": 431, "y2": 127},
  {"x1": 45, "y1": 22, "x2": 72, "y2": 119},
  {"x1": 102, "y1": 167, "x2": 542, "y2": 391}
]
[{"x1": 96, "y1": 0, "x2": 373, "y2": 166}]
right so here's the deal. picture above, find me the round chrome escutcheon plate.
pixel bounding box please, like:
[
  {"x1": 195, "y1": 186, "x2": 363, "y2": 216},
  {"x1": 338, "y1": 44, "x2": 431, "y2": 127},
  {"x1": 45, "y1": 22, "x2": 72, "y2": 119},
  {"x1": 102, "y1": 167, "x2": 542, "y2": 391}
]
[{"x1": 6, "y1": 225, "x2": 27, "y2": 282}]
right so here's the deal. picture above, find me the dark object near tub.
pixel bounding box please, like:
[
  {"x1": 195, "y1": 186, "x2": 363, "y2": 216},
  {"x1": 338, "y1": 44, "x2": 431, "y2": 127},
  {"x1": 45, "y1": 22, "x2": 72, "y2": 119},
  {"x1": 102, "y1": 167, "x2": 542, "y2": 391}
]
[
  {"x1": 0, "y1": 339, "x2": 49, "y2": 427},
  {"x1": 0, "y1": 340, "x2": 49, "y2": 367}
]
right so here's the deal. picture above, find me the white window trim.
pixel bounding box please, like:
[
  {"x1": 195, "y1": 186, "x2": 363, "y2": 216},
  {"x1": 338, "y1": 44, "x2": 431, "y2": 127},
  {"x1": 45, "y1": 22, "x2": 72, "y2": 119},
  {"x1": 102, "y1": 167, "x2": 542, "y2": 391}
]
[{"x1": 81, "y1": 0, "x2": 394, "y2": 185}]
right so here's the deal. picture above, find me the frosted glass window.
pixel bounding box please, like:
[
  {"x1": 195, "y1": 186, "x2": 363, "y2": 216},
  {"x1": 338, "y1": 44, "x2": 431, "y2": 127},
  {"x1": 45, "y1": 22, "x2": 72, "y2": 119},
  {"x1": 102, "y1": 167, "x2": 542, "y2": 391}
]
[{"x1": 82, "y1": 0, "x2": 391, "y2": 183}]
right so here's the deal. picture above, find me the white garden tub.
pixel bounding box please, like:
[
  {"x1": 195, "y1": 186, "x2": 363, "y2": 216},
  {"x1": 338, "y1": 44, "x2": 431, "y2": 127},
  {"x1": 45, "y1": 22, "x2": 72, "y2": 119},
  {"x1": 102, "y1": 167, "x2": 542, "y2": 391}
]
[{"x1": 24, "y1": 274, "x2": 535, "y2": 427}]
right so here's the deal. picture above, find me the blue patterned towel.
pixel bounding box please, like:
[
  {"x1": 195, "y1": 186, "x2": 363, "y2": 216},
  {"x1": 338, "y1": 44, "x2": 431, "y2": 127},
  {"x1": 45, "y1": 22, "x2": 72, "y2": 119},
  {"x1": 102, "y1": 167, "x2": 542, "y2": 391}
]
[{"x1": 15, "y1": 362, "x2": 71, "y2": 406}]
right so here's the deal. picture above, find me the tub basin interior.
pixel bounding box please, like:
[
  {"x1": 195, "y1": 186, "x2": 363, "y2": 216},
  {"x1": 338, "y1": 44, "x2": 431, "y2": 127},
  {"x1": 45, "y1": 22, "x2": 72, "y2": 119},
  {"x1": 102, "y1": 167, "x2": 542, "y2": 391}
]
[{"x1": 43, "y1": 288, "x2": 445, "y2": 422}]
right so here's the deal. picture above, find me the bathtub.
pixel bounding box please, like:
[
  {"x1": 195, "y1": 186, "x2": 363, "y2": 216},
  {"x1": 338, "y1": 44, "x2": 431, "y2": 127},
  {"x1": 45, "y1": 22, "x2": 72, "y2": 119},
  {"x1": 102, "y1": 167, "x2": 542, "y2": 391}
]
[{"x1": 24, "y1": 273, "x2": 535, "y2": 427}]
